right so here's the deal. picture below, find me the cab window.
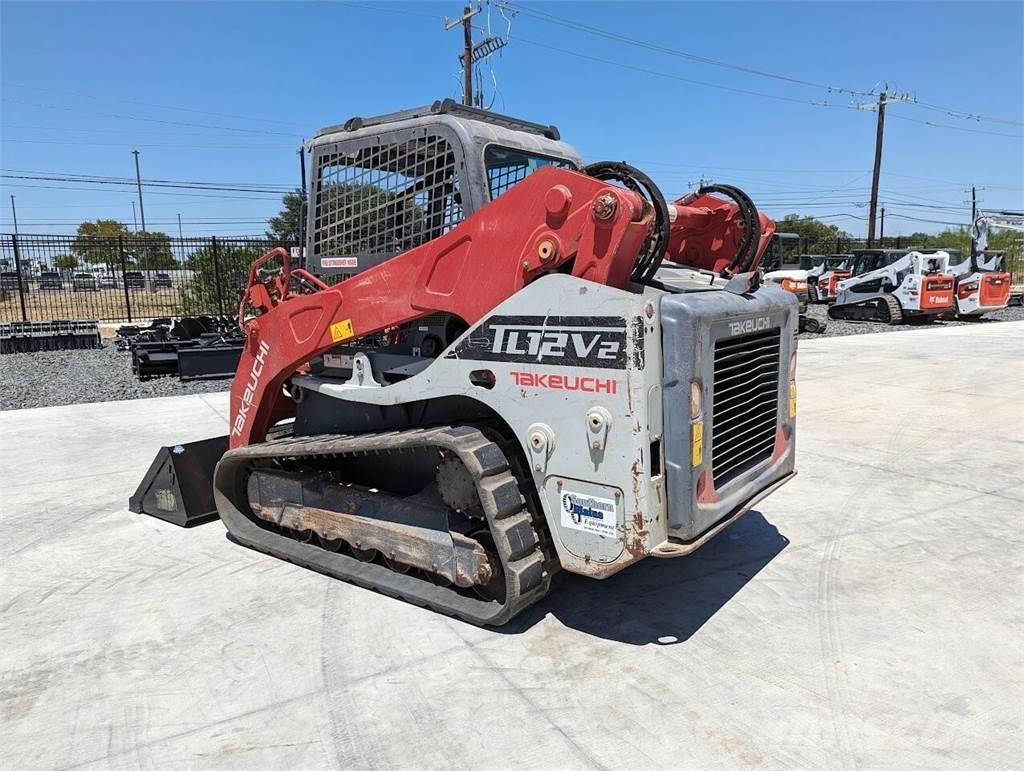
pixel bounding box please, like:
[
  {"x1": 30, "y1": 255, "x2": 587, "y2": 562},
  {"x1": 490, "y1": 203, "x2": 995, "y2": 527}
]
[{"x1": 485, "y1": 146, "x2": 575, "y2": 199}]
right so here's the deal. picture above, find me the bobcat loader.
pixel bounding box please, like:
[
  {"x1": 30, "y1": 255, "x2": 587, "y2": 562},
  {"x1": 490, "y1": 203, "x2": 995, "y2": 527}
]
[
  {"x1": 804, "y1": 255, "x2": 852, "y2": 303},
  {"x1": 829, "y1": 249, "x2": 955, "y2": 324},
  {"x1": 947, "y1": 212, "x2": 1020, "y2": 317}
]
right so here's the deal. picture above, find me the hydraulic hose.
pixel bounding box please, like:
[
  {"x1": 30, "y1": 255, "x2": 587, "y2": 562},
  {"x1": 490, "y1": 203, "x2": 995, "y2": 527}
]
[
  {"x1": 584, "y1": 161, "x2": 670, "y2": 285},
  {"x1": 696, "y1": 183, "x2": 762, "y2": 277}
]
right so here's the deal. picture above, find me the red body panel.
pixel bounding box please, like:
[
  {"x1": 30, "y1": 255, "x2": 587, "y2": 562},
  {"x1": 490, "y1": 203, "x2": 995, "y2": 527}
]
[
  {"x1": 979, "y1": 272, "x2": 1012, "y2": 307},
  {"x1": 827, "y1": 271, "x2": 851, "y2": 298},
  {"x1": 920, "y1": 275, "x2": 955, "y2": 311}
]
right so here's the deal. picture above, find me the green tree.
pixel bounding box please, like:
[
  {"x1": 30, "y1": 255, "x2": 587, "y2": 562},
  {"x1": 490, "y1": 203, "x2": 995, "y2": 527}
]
[
  {"x1": 892, "y1": 228, "x2": 1018, "y2": 255},
  {"x1": 266, "y1": 189, "x2": 304, "y2": 243},
  {"x1": 129, "y1": 231, "x2": 177, "y2": 270},
  {"x1": 71, "y1": 220, "x2": 176, "y2": 270},
  {"x1": 774, "y1": 214, "x2": 850, "y2": 247},
  {"x1": 71, "y1": 219, "x2": 130, "y2": 268},
  {"x1": 53, "y1": 254, "x2": 78, "y2": 270},
  {"x1": 180, "y1": 241, "x2": 264, "y2": 315}
]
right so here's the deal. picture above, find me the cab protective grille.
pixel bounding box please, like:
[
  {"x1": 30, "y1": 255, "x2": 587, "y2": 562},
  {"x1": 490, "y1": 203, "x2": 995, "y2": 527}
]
[{"x1": 711, "y1": 327, "x2": 781, "y2": 487}]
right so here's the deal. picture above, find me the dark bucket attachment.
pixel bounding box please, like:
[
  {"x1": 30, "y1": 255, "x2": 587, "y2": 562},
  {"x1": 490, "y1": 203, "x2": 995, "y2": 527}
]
[{"x1": 129, "y1": 436, "x2": 229, "y2": 527}]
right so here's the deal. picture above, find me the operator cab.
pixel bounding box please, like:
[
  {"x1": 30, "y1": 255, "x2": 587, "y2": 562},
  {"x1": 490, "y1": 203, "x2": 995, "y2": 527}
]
[
  {"x1": 306, "y1": 99, "x2": 583, "y2": 278},
  {"x1": 849, "y1": 248, "x2": 909, "y2": 276},
  {"x1": 800, "y1": 254, "x2": 852, "y2": 270}
]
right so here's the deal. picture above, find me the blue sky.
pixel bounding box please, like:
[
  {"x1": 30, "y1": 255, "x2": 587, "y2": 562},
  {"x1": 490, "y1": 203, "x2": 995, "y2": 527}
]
[{"x1": 2, "y1": 1, "x2": 1021, "y2": 237}]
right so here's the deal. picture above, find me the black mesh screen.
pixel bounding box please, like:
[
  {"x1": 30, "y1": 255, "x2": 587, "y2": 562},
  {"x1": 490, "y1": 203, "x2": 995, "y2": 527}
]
[{"x1": 313, "y1": 135, "x2": 463, "y2": 258}]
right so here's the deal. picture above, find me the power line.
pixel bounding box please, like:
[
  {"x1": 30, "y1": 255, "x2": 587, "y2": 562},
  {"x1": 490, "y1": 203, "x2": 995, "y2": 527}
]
[
  {"x1": 1, "y1": 139, "x2": 295, "y2": 149},
  {"x1": 2, "y1": 98, "x2": 303, "y2": 137},
  {"x1": 4, "y1": 124, "x2": 302, "y2": 139},
  {"x1": 512, "y1": 35, "x2": 847, "y2": 110},
  {"x1": 499, "y1": 1, "x2": 872, "y2": 97},
  {"x1": 0, "y1": 183, "x2": 283, "y2": 201},
  {"x1": 1, "y1": 168, "x2": 294, "y2": 189},
  {"x1": 1, "y1": 82, "x2": 308, "y2": 128},
  {"x1": 1, "y1": 172, "x2": 293, "y2": 195},
  {"x1": 885, "y1": 213, "x2": 970, "y2": 226},
  {"x1": 499, "y1": 1, "x2": 1023, "y2": 128},
  {"x1": 886, "y1": 112, "x2": 1023, "y2": 138},
  {"x1": 908, "y1": 99, "x2": 1024, "y2": 128}
]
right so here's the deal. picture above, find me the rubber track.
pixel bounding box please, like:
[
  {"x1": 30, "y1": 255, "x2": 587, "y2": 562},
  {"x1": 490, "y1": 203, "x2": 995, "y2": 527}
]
[
  {"x1": 213, "y1": 426, "x2": 551, "y2": 626},
  {"x1": 828, "y1": 293, "x2": 903, "y2": 324}
]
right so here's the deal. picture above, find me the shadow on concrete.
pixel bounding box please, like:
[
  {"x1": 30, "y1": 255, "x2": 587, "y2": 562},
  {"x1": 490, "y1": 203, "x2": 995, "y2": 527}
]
[{"x1": 503, "y1": 511, "x2": 788, "y2": 645}]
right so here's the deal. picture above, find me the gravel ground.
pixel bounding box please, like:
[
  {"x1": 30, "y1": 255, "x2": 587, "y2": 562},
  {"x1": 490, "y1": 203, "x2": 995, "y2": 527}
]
[
  {"x1": 2, "y1": 303, "x2": 1022, "y2": 410},
  {"x1": 802, "y1": 301, "x2": 1024, "y2": 337},
  {"x1": 0, "y1": 345, "x2": 228, "y2": 411}
]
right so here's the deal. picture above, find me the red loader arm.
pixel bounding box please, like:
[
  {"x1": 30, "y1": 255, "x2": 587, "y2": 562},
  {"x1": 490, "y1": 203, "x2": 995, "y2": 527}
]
[
  {"x1": 229, "y1": 167, "x2": 653, "y2": 448},
  {"x1": 664, "y1": 193, "x2": 776, "y2": 274}
]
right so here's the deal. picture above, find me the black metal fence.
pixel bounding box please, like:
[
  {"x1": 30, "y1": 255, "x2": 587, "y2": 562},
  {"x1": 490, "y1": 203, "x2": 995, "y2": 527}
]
[{"x1": 0, "y1": 234, "x2": 295, "y2": 323}]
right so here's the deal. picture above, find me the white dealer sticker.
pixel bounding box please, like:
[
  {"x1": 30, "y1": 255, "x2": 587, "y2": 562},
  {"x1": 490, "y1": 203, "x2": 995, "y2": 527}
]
[
  {"x1": 322, "y1": 257, "x2": 359, "y2": 269},
  {"x1": 560, "y1": 490, "x2": 617, "y2": 539}
]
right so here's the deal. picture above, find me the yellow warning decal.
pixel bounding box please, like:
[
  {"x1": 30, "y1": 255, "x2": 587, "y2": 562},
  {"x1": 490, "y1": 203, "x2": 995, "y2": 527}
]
[
  {"x1": 789, "y1": 384, "x2": 797, "y2": 418},
  {"x1": 329, "y1": 319, "x2": 354, "y2": 342},
  {"x1": 691, "y1": 421, "x2": 704, "y2": 467}
]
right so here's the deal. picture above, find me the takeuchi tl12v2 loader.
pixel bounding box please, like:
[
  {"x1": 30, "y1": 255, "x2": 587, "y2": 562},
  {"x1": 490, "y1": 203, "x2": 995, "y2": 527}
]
[
  {"x1": 828, "y1": 248, "x2": 955, "y2": 324},
  {"x1": 131, "y1": 100, "x2": 798, "y2": 625}
]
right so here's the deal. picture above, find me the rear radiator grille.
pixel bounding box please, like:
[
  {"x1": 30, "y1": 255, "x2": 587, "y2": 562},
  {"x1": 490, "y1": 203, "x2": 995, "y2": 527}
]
[{"x1": 711, "y1": 327, "x2": 782, "y2": 487}]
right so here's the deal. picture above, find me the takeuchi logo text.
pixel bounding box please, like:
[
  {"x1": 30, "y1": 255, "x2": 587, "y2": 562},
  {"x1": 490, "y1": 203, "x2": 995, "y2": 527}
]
[
  {"x1": 511, "y1": 371, "x2": 618, "y2": 394},
  {"x1": 232, "y1": 340, "x2": 271, "y2": 437}
]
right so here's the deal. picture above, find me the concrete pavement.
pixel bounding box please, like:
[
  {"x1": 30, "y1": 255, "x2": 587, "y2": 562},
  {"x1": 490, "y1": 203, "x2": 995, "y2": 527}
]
[{"x1": 2, "y1": 322, "x2": 1022, "y2": 770}]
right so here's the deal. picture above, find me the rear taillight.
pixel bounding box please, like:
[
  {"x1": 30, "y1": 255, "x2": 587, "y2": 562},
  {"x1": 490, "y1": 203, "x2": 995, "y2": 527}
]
[
  {"x1": 689, "y1": 379, "x2": 702, "y2": 419},
  {"x1": 958, "y1": 280, "x2": 979, "y2": 299}
]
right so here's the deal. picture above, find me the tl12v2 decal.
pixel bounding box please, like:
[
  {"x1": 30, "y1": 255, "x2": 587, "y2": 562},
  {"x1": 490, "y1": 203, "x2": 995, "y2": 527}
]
[{"x1": 446, "y1": 316, "x2": 628, "y2": 369}]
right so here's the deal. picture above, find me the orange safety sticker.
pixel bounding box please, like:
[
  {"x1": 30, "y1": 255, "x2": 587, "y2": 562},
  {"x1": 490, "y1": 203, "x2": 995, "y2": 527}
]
[
  {"x1": 329, "y1": 319, "x2": 354, "y2": 342},
  {"x1": 691, "y1": 421, "x2": 704, "y2": 467}
]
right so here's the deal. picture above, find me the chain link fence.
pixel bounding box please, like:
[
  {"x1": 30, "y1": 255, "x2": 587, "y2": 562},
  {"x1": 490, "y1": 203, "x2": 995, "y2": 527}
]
[{"x1": 0, "y1": 234, "x2": 295, "y2": 323}]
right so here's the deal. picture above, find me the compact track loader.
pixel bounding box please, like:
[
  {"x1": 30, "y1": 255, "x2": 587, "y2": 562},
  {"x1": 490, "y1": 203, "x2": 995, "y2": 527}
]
[
  {"x1": 754, "y1": 236, "x2": 824, "y2": 333},
  {"x1": 804, "y1": 255, "x2": 852, "y2": 303},
  {"x1": 946, "y1": 213, "x2": 1020, "y2": 317},
  {"x1": 828, "y1": 248, "x2": 955, "y2": 324},
  {"x1": 133, "y1": 100, "x2": 798, "y2": 625}
]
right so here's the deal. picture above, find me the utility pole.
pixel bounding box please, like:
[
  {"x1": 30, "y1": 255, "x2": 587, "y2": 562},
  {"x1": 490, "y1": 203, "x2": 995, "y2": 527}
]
[
  {"x1": 177, "y1": 213, "x2": 183, "y2": 240},
  {"x1": 970, "y1": 185, "x2": 978, "y2": 257},
  {"x1": 446, "y1": 5, "x2": 482, "y2": 107},
  {"x1": 132, "y1": 149, "x2": 146, "y2": 233},
  {"x1": 880, "y1": 207, "x2": 885, "y2": 242},
  {"x1": 866, "y1": 92, "x2": 887, "y2": 246},
  {"x1": 859, "y1": 84, "x2": 912, "y2": 246},
  {"x1": 9, "y1": 195, "x2": 18, "y2": 235}
]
